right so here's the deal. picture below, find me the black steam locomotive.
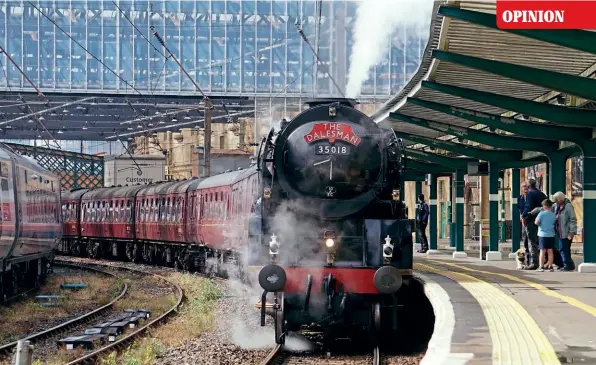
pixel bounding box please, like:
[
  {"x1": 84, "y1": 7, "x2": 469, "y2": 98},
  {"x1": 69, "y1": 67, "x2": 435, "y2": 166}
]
[{"x1": 250, "y1": 99, "x2": 414, "y2": 346}]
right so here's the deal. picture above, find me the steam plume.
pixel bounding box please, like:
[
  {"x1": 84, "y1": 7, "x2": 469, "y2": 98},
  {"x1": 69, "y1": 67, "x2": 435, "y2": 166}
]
[{"x1": 345, "y1": 0, "x2": 433, "y2": 98}]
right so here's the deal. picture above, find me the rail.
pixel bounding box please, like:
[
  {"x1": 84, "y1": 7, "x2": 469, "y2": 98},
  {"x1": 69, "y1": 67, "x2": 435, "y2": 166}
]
[
  {"x1": 0, "y1": 263, "x2": 128, "y2": 358},
  {"x1": 259, "y1": 344, "x2": 283, "y2": 365},
  {"x1": 259, "y1": 344, "x2": 381, "y2": 365},
  {"x1": 56, "y1": 259, "x2": 184, "y2": 365}
]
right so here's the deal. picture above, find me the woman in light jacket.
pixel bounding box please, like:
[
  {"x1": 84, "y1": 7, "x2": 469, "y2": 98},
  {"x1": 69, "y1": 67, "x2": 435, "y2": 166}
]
[{"x1": 552, "y1": 191, "x2": 577, "y2": 271}]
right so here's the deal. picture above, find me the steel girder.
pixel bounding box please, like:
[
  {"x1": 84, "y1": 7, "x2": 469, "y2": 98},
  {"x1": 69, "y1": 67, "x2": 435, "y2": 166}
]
[
  {"x1": 391, "y1": 111, "x2": 558, "y2": 153},
  {"x1": 407, "y1": 97, "x2": 590, "y2": 143},
  {"x1": 438, "y1": 6, "x2": 596, "y2": 56},
  {"x1": 394, "y1": 131, "x2": 522, "y2": 161}
]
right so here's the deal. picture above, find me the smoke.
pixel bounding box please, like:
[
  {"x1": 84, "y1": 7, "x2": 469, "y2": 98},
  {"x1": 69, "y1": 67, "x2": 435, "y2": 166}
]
[{"x1": 345, "y1": 0, "x2": 434, "y2": 98}]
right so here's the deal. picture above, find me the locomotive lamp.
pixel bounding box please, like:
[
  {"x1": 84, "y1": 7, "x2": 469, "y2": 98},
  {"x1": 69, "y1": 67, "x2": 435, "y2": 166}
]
[
  {"x1": 269, "y1": 234, "x2": 280, "y2": 258},
  {"x1": 325, "y1": 238, "x2": 335, "y2": 248},
  {"x1": 263, "y1": 187, "x2": 272, "y2": 199},
  {"x1": 328, "y1": 106, "x2": 336, "y2": 117},
  {"x1": 392, "y1": 189, "x2": 400, "y2": 201},
  {"x1": 383, "y1": 235, "x2": 394, "y2": 264},
  {"x1": 324, "y1": 230, "x2": 337, "y2": 265}
]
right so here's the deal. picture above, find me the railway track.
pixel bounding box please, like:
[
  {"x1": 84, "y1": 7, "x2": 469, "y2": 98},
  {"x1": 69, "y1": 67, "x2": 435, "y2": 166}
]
[
  {"x1": 1, "y1": 257, "x2": 184, "y2": 364},
  {"x1": 53, "y1": 257, "x2": 184, "y2": 365},
  {"x1": 0, "y1": 263, "x2": 128, "y2": 359},
  {"x1": 260, "y1": 344, "x2": 382, "y2": 365}
]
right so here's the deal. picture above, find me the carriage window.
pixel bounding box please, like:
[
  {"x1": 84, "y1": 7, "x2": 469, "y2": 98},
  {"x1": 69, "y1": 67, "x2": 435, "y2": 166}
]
[
  {"x1": 109, "y1": 201, "x2": 114, "y2": 222},
  {"x1": 24, "y1": 169, "x2": 27, "y2": 184},
  {"x1": 143, "y1": 199, "x2": 148, "y2": 222},
  {"x1": 160, "y1": 198, "x2": 166, "y2": 221},
  {"x1": 126, "y1": 200, "x2": 132, "y2": 222},
  {"x1": 165, "y1": 198, "x2": 171, "y2": 222},
  {"x1": 150, "y1": 199, "x2": 155, "y2": 222},
  {"x1": 174, "y1": 198, "x2": 179, "y2": 223},
  {"x1": 198, "y1": 195, "x2": 203, "y2": 220}
]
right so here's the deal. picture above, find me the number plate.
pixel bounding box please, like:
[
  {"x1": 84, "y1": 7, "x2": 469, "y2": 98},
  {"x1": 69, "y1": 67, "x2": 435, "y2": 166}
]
[{"x1": 315, "y1": 144, "x2": 350, "y2": 155}]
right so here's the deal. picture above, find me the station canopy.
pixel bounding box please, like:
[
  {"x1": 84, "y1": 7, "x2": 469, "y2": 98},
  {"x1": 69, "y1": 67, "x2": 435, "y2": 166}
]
[
  {"x1": 0, "y1": 92, "x2": 254, "y2": 141},
  {"x1": 372, "y1": 1, "x2": 596, "y2": 165}
]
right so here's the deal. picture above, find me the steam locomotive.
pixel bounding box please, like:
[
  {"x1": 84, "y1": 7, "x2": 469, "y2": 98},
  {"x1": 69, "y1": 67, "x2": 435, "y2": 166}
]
[
  {"x1": 251, "y1": 99, "x2": 413, "y2": 346},
  {"x1": 56, "y1": 98, "x2": 413, "y2": 347}
]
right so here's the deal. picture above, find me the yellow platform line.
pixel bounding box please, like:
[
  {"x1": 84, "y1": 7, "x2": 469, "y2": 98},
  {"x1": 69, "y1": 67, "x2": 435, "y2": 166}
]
[
  {"x1": 417, "y1": 263, "x2": 560, "y2": 365},
  {"x1": 424, "y1": 259, "x2": 596, "y2": 318}
]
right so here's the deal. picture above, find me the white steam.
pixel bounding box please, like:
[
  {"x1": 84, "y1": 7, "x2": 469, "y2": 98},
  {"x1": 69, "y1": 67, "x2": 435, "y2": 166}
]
[{"x1": 346, "y1": 0, "x2": 434, "y2": 98}]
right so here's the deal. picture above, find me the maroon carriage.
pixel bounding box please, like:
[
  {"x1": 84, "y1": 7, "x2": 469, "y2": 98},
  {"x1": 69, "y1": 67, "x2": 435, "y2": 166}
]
[
  {"x1": 80, "y1": 185, "x2": 143, "y2": 258},
  {"x1": 135, "y1": 179, "x2": 199, "y2": 244},
  {"x1": 60, "y1": 188, "x2": 88, "y2": 255},
  {"x1": 195, "y1": 168, "x2": 259, "y2": 253}
]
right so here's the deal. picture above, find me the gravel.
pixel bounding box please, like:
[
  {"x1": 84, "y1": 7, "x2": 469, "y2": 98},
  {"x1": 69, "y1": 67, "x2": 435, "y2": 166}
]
[{"x1": 158, "y1": 279, "x2": 276, "y2": 365}]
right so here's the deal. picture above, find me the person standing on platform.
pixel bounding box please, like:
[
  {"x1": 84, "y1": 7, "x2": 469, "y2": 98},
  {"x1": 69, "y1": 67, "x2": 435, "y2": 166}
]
[
  {"x1": 416, "y1": 194, "x2": 430, "y2": 254},
  {"x1": 552, "y1": 191, "x2": 577, "y2": 271},
  {"x1": 518, "y1": 182, "x2": 530, "y2": 264},
  {"x1": 521, "y1": 178, "x2": 547, "y2": 270},
  {"x1": 535, "y1": 199, "x2": 557, "y2": 272}
]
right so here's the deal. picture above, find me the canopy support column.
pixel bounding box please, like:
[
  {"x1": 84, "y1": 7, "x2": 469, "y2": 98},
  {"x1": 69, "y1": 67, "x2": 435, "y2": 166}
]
[
  {"x1": 453, "y1": 169, "x2": 467, "y2": 258},
  {"x1": 486, "y1": 162, "x2": 503, "y2": 260},
  {"x1": 549, "y1": 151, "x2": 569, "y2": 196},
  {"x1": 427, "y1": 174, "x2": 440, "y2": 255},
  {"x1": 509, "y1": 169, "x2": 522, "y2": 259},
  {"x1": 579, "y1": 145, "x2": 596, "y2": 272},
  {"x1": 450, "y1": 176, "x2": 456, "y2": 249}
]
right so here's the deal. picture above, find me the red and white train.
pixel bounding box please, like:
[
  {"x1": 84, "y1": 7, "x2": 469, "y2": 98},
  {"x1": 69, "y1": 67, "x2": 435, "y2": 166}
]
[
  {"x1": 60, "y1": 167, "x2": 260, "y2": 273},
  {"x1": 0, "y1": 144, "x2": 62, "y2": 301}
]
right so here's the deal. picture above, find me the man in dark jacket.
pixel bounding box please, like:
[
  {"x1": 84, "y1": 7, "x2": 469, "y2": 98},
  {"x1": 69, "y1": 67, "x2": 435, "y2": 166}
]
[
  {"x1": 518, "y1": 182, "x2": 530, "y2": 261},
  {"x1": 416, "y1": 194, "x2": 430, "y2": 253},
  {"x1": 521, "y1": 179, "x2": 546, "y2": 269}
]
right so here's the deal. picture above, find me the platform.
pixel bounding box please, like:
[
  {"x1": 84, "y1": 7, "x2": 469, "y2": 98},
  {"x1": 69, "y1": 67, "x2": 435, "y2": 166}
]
[
  {"x1": 436, "y1": 238, "x2": 585, "y2": 255},
  {"x1": 416, "y1": 252, "x2": 596, "y2": 365}
]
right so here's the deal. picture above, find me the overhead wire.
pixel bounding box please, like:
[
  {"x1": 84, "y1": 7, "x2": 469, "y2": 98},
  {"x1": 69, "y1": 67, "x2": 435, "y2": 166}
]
[{"x1": 295, "y1": 20, "x2": 346, "y2": 98}]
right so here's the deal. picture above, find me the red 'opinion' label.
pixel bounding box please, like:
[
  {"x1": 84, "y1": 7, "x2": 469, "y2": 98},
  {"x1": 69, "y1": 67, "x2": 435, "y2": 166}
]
[
  {"x1": 496, "y1": 1, "x2": 596, "y2": 29},
  {"x1": 303, "y1": 123, "x2": 362, "y2": 146}
]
